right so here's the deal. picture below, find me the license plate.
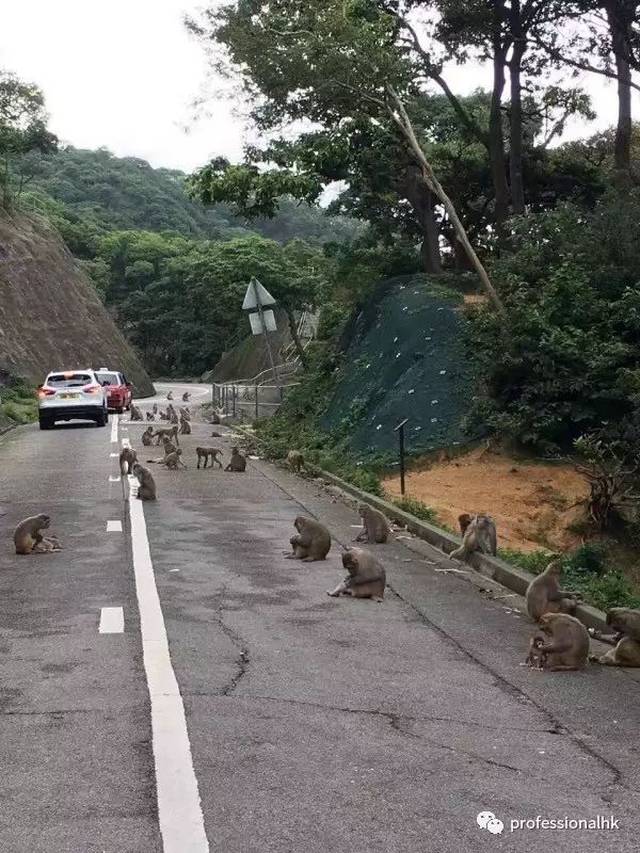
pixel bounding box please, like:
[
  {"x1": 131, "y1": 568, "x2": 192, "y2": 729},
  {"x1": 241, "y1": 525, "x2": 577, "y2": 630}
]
[{"x1": 60, "y1": 393, "x2": 79, "y2": 399}]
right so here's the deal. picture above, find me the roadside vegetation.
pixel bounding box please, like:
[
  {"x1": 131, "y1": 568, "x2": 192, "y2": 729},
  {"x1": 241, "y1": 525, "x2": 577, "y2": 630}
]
[{"x1": 0, "y1": 376, "x2": 37, "y2": 425}]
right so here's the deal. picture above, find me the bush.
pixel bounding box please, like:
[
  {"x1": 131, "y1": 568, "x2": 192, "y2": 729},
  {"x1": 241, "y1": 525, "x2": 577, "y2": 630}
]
[
  {"x1": 0, "y1": 376, "x2": 37, "y2": 424},
  {"x1": 391, "y1": 495, "x2": 439, "y2": 524}
]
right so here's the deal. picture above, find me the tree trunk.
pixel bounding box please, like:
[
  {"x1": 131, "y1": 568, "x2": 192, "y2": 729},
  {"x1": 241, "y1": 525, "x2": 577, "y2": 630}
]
[
  {"x1": 403, "y1": 164, "x2": 442, "y2": 274},
  {"x1": 508, "y1": 2, "x2": 526, "y2": 214},
  {"x1": 489, "y1": 43, "x2": 511, "y2": 226},
  {"x1": 285, "y1": 307, "x2": 308, "y2": 369},
  {"x1": 604, "y1": 1, "x2": 633, "y2": 176}
]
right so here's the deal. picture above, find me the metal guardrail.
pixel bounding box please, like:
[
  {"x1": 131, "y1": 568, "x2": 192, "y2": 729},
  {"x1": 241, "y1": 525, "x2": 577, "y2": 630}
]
[{"x1": 212, "y1": 380, "x2": 300, "y2": 421}]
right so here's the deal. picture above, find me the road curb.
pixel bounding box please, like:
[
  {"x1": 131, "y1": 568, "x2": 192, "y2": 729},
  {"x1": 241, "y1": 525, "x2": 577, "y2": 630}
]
[{"x1": 231, "y1": 425, "x2": 608, "y2": 633}]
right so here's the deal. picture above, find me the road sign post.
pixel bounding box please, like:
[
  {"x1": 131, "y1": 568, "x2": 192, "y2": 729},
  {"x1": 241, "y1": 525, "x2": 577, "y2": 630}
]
[
  {"x1": 394, "y1": 418, "x2": 409, "y2": 496},
  {"x1": 243, "y1": 277, "x2": 280, "y2": 385}
]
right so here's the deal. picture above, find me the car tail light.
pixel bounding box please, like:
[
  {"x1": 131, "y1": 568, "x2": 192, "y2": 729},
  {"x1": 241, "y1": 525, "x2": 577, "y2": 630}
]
[
  {"x1": 37, "y1": 387, "x2": 56, "y2": 398},
  {"x1": 83, "y1": 384, "x2": 102, "y2": 394}
]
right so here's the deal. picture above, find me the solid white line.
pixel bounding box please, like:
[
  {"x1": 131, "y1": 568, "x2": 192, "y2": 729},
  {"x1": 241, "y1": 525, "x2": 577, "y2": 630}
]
[
  {"x1": 106, "y1": 520, "x2": 123, "y2": 533},
  {"x1": 127, "y1": 475, "x2": 209, "y2": 852},
  {"x1": 99, "y1": 606, "x2": 124, "y2": 634},
  {"x1": 110, "y1": 413, "x2": 119, "y2": 444}
]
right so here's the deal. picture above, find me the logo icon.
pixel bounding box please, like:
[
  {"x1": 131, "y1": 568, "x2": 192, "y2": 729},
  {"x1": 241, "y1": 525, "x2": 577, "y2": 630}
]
[{"x1": 477, "y1": 811, "x2": 504, "y2": 835}]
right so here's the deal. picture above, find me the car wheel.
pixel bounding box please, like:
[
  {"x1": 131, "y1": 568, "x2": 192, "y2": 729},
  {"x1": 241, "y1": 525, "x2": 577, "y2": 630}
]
[
  {"x1": 96, "y1": 411, "x2": 108, "y2": 427},
  {"x1": 115, "y1": 406, "x2": 124, "y2": 414},
  {"x1": 39, "y1": 417, "x2": 53, "y2": 431}
]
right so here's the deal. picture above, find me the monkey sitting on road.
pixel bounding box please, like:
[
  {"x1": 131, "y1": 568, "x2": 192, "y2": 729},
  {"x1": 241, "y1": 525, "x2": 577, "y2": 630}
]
[
  {"x1": 182, "y1": 391, "x2": 191, "y2": 402},
  {"x1": 327, "y1": 548, "x2": 386, "y2": 601},
  {"x1": 119, "y1": 447, "x2": 138, "y2": 475},
  {"x1": 590, "y1": 608, "x2": 640, "y2": 667},
  {"x1": 14, "y1": 514, "x2": 62, "y2": 555},
  {"x1": 355, "y1": 503, "x2": 390, "y2": 544},
  {"x1": 225, "y1": 448, "x2": 247, "y2": 472},
  {"x1": 286, "y1": 516, "x2": 331, "y2": 562},
  {"x1": 153, "y1": 425, "x2": 179, "y2": 447},
  {"x1": 179, "y1": 407, "x2": 191, "y2": 420},
  {"x1": 210, "y1": 412, "x2": 220, "y2": 425},
  {"x1": 196, "y1": 447, "x2": 223, "y2": 469},
  {"x1": 211, "y1": 431, "x2": 223, "y2": 438},
  {"x1": 132, "y1": 463, "x2": 157, "y2": 501},
  {"x1": 152, "y1": 403, "x2": 158, "y2": 415},
  {"x1": 159, "y1": 449, "x2": 187, "y2": 470},
  {"x1": 449, "y1": 513, "x2": 497, "y2": 561},
  {"x1": 169, "y1": 410, "x2": 179, "y2": 425},
  {"x1": 129, "y1": 404, "x2": 143, "y2": 422},
  {"x1": 287, "y1": 450, "x2": 304, "y2": 473},
  {"x1": 529, "y1": 613, "x2": 589, "y2": 672},
  {"x1": 525, "y1": 559, "x2": 580, "y2": 621},
  {"x1": 146, "y1": 412, "x2": 155, "y2": 421},
  {"x1": 159, "y1": 410, "x2": 168, "y2": 421},
  {"x1": 167, "y1": 391, "x2": 174, "y2": 401},
  {"x1": 179, "y1": 415, "x2": 191, "y2": 435},
  {"x1": 141, "y1": 426, "x2": 155, "y2": 447},
  {"x1": 524, "y1": 634, "x2": 547, "y2": 670}
]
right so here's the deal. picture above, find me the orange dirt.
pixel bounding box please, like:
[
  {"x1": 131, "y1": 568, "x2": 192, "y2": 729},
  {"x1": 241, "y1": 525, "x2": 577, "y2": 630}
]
[{"x1": 384, "y1": 446, "x2": 590, "y2": 553}]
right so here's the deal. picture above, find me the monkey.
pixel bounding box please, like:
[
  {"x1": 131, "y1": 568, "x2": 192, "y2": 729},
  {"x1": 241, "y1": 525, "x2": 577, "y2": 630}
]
[
  {"x1": 129, "y1": 404, "x2": 143, "y2": 422},
  {"x1": 196, "y1": 447, "x2": 223, "y2": 469},
  {"x1": 169, "y1": 410, "x2": 179, "y2": 425},
  {"x1": 153, "y1": 425, "x2": 179, "y2": 447},
  {"x1": 327, "y1": 547, "x2": 386, "y2": 601},
  {"x1": 167, "y1": 391, "x2": 174, "y2": 401},
  {"x1": 211, "y1": 411, "x2": 220, "y2": 425},
  {"x1": 159, "y1": 410, "x2": 169, "y2": 421},
  {"x1": 141, "y1": 426, "x2": 155, "y2": 447},
  {"x1": 179, "y1": 407, "x2": 191, "y2": 421},
  {"x1": 531, "y1": 613, "x2": 590, "y2": 671},
  {"x1": 525, "y1": 634, "x2": 548, "y2": 670},
  {"x1": 152, "y1": 403, "x2": 158, "y2": 415},
  {"x1": 355, "y1": 503, "x2": 390, "y2": 544},
  {"x1": 449, "y1": 513, "x2": 497, "y2": 561},
  {"x1": 286, "y1": 516, "x2": 331, "y2": 562},
  {"x1": 119, "y1": 447, "x2": 138, "y2": 475},
  {"x1": 225, "y1": 447, "x2": 247, "y2": 472},
  {"x1": 182, "y1": 391, "x2": 191, "y2": 402},
  {"x1": 162, "y1": 437, "x2": 178, "y2": 455},
  {"x1": 179, "y1": 415, "x2": 191, "y2": 435},
  {"x1": 525, "y1": 559, "x2": 580, "y2": 622},
  {"x1": 132, "y1": 463, "x2": 157, "y2": 501},
  {"x1": 146, "y1": 411, "x2": 155, "y2": 421},
  {"x1": 590, "y1": 608, "x2": 640, "y2": 667},
  {"x1": 211, "y1": 431, "x2": 223, "y2": 438},
  {"x1": 14, "y1": 514, "x2": 62, "y2": 555},
  {"x1": 287, "y1": 450, "x2": 304, "y2": 473},
  {"x1": 160, "y1": 449, "x2": 187, "y2": 470}
]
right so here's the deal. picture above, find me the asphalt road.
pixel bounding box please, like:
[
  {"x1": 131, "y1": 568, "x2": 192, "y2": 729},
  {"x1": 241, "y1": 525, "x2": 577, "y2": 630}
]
[{"x1": 0, "y1": 383, "x2": 639, "y2": 853}]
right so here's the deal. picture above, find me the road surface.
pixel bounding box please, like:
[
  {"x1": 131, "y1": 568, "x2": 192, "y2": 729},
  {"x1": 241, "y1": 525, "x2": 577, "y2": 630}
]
[{"x1": 0, "y1": 384, "x2": 639, "y2": 852}]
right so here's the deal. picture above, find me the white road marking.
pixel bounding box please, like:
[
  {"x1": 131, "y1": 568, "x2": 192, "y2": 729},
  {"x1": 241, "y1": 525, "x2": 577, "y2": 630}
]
[
  {"x1": 109, "y1": 475, "x2": 121, "y2": 483},
  {"x1": 99, "y1": 606, "x2": 124, "y2": 634},
  {"x1": 127, "y1": 475, "x2": 209, "y2": 852},
  {"x1": 110, "y1": 414, "x2": 119, "y2": 443},
  {"x1": 106, "y1": 520, "x2": 123, "y2": 533},
  {"x1": 110, "y1": 453, "x2": 119, "y2": 458}
]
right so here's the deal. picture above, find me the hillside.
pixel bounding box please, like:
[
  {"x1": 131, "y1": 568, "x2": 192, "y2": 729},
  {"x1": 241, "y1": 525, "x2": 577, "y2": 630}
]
[{"x1": 0, "y1": 211, "x2": 154, "y2": 395}]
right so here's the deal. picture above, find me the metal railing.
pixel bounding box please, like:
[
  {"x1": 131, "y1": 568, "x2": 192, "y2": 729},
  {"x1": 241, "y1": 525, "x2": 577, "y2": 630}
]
[{"x1": 212, "y1": 380, "x2": 300, "y2": 421}]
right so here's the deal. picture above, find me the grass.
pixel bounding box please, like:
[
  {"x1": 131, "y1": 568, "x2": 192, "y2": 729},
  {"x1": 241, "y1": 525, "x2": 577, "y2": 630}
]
[
  {"x1": 0, "y1": 377, "x2": 37, "y2": 424},
  {"x1": 391, "y1": 495, "x2": 439, "y2": 524}
]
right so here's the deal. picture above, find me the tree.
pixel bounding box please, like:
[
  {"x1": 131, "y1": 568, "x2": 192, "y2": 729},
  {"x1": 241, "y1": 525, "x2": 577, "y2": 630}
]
[{"x1": 0, "y1": 70, "x2": 57, "y2": 207}]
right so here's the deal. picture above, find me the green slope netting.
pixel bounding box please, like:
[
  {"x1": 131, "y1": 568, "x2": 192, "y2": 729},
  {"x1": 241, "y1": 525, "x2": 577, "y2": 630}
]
[{"x1": 321, "y1": 275, "x2": 477, "y2": 456}]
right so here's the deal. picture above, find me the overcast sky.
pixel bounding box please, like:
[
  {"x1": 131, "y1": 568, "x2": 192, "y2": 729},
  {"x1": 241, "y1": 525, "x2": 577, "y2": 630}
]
[{"x1": 0, "y1": 1, "x2": 635, "y2": 174}]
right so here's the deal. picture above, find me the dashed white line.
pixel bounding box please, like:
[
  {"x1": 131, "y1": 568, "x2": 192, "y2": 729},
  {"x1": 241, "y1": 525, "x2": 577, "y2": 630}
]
[
  {"x1": 106, "y1": 520, "x2": 123, "y2": 533},
  {"x1": 99, "y1": 606, "x2": 124, "y2": 634},
  {"x1": 110, "y1": 453, "x2": 119, "y2": 458},
  {"x1": 110, "y1": 413, "x2": 119, "y2": 443},
  {"x1": 127, "y1": 475, "x2": 209, "y2": 852},
  {"x1": 109, "y1": 475, "x2": 121, "y2": 483}
]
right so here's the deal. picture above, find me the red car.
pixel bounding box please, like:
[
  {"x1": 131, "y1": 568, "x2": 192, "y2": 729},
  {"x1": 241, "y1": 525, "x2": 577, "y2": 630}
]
[{"x1": 94, "y1": 369, "x2": 133, "y2": 414}]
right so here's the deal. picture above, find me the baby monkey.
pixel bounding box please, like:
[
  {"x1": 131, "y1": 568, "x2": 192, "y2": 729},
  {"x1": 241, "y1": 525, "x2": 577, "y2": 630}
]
[
  {"x1": 14, "y1": 514, "x2": 62, "y2": 555},
  {"x1": 196, "y1": 447, "x2": 223, "y2": 469},
  {"x1": 525, "y1": 634, "x2": 548, "y2": 670},
  {"x1": 327, "y1": 548, "x2": 386, "y2": 602}
]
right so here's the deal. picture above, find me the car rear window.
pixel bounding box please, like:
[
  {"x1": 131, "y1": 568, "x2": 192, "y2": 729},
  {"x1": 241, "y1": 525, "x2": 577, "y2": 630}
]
[
  {"x1": 47, "y1": 373, "x2": 93, "y2": 388},
  {"x1": 95, "y1": 372, "x2": 120, "y2": 385}
]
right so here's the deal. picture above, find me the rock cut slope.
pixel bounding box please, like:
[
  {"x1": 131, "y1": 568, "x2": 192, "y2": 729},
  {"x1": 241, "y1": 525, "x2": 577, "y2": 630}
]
[{"x1": 0, "y1": 211, "x2": 153, "y2": 395}]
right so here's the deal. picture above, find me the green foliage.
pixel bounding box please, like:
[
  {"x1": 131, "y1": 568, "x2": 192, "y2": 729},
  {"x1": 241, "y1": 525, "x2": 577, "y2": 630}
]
[
  {"x1": 0, "y1": 376, "x2": 37, "y2": 423},
  {"x1": 497, "y1": 548, "x2": 552, "y2": 576},
  {"x1": 392, "y1": 496, "x2": 438, "y2": 524}
]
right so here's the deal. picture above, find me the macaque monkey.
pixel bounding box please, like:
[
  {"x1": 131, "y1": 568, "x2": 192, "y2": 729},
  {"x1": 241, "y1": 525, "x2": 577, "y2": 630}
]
[
  {"x1": 167, "y1": 391, "x2": 174, "y2": 401},
  {"x1": 14, "y1": 514, "x2": 62, "y2": 555},
  {"x1": 531, "y1": 613, "x2": 589, "y2": 671},
  {"x1": 146, "y1": 412, "x2": 155, "y2": 421},
  {"x1": 141, "y1": 426, "x2": 155, "y2": 447},
  {"x1": 159, "y1": 410, "x2": 168, "y2": 421},
  {"x1": 287, "y1": 450, "x2": 304, "y2": 473},
  {"x1": 170, "y1": 410, "x2": 179, "y2": 425},
  {"x1": 286, "y1": 516, "x2": 331, "y2": 561},
  {"x1": 211, "y1": 412, "x2": 220, "y2": 425},
  {"x1": 591, "y1": 608, "x2": 640, "y2": 667},
  {"x1": 355, "y1": 503, "x2": 390, "y2": 544},
  {"x1": 450, "y1": 513, "x2": 497, "y2": 560},
  {"x1": 119, "y1": 447, "x2": 138, "y2": 475},
  {"x1": 179, "y1": 407, "x2": 191, "y2": 421},
  {"x1": 152, "y1": 403, "x2": 158, "y2": 415},
  {"x1": 211, "y1": 431, "x2": 222, "y2": 438},
  {"x1": 179, "y1": 415, "x2": 191, "y2": 435},
  {"x1": 327, "y1": 548, "x2": 386, "y2": 601},
  {"x1": 153, "y1": 425, "x2": 179, "y2": 447},
  {"x1": 196, "y1": 447, "x2": 223, "y2": 469},
  {"x1": 182, "y1": 392, "x2": 191, "y2": 402},
  {"x1": 160, "y1": 449, "x2": 187, "y2": 470},
  {"x1": 162, "y1": 437, "x2": 178, "y2": 455},
  {"x1": 132, "y1": 463, "x2": 157, "y2": 501},
  {"x1": 525, "y1": 634, "x2": 547, "y2": 670},
  {"x1": 525, "y1": 559, "x2": 580, "y2": 621},
  {"x1": 225, "y1": 448, "x2": 247, "y2": 472},
  {"x1": 129, "y1": 404, "x2": 143, "y2": 422}
]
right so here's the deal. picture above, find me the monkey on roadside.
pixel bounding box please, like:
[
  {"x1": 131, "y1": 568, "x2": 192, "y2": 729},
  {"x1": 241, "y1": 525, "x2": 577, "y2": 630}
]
[
  {"x1": 529, "y1": 612, "x2": 589, "y2": 671},
  {"x1": 211, "y1": 411, "x2": 220, "y2": 425},
  {"x1": 196, "y1": 447, "x2": 223, "y2": 469},
  {"x1": 449, "y1": 513, "x2": 497, "y2": 561},
  {"x1": 211, "y1": 431, "x2": 223, "y2": 438},
  {"x1": 167, "y1": 391, "x2": 174, "y2": 401},
  {"x1": 169, "y1": 409, "x2": 179, "y2": 425},
  {"x1": 225, "y1": 447, "x2": 247, "y2": 472},
  {"x1": 286, "y1": 516, "x2": 331, "y2": 562},
  {"x1": 590, "y1": 608, "x2": 640, "y2": 667},
  {"x1": 182, "y1": 391, "x2": 191, "y2": 402},
  {"x1": 146, "y1": 412, "x2": 155, "y2": 421},
  {"x1": 327, "y1": 547, "x2": 386, "y2": 601},
  {"x1": 159, "y1": 410, "x2": 168, "y2": 421},
  {"x1": 132, "y1": 463, "x2": 157, "y2": 501},
  {"x1": 525, "y1": 559, "x2": 580, "y2": 621},
  {"x1": 179, "y1": 415, "x2": 191, "y2": 435},
  {"x1": 141, "y1": 426, "x2": 155, "y2": 447},
  {"x1": 152, "y1": 403, "x2": 158, "y2": 415},
  {"x1": 160, "y1": 449, "x2": 187, "y2": 470},
  {"x1": 129, "y1": 404, "x2": 143, "y2": 422},
  {"x1": 355, "y1": 503, "x2": 390, "y2": 544},
  {"x1": 162, "y1": 437, "x2": 178, "y2": 455},
  {"x1": 525, "y1": 634, "x2": 547, "y2": 670},
  {"x1": 119, "y1": 447, "x2": 138, "y2": 475},
  {"x1": 287, "y1": 450, "x2": 304, "y2": 473},
  {"x1": 14, "y1": 514, "x2": 62, "y2": 555},
  {"x1": 179, "y1": 407, "x2": 191, "y2": 421},
  {"x1": 153, "y1": 425, "x2": 179, "y2": 447}
]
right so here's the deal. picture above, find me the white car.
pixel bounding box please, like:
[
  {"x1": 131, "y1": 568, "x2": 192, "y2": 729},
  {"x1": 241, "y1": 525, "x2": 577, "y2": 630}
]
[{"x1": 37, "y1": 369, "x2": 109, "y2": 430}]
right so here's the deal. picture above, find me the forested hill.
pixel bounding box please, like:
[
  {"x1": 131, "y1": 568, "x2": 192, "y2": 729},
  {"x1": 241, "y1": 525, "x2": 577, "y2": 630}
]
[{"x1": 23, "y1": 146, "x2": 361, "y2": 244}]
